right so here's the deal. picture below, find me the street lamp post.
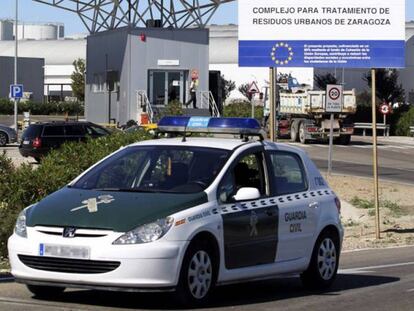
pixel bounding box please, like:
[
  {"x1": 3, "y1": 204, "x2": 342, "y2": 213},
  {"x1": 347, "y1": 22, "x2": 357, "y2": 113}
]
[{"x1": 14, "y1": 0, "x2": 19, "y2": 136}]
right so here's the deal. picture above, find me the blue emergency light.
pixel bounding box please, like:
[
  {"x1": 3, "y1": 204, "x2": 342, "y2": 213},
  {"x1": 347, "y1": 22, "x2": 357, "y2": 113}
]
[{"x1": 158, "y1": 116, "x2": 265, "y2": 140}]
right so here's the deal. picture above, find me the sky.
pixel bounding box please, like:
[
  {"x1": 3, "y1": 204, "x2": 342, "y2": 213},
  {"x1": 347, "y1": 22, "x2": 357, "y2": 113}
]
[{"x1": 0, "y1": 0, "x2": 412, "y2": 36}]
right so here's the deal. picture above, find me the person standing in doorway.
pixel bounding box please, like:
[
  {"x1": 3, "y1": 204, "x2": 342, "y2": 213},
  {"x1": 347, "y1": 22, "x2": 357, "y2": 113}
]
[{"x1": 186, "y1": 77, "x2": 199, "y2": 109}]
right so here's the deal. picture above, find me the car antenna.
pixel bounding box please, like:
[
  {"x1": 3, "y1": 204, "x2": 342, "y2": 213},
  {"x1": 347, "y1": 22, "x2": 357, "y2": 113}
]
[{"x1": 182, "y1": 124, "x2": 188, "y2": 142}]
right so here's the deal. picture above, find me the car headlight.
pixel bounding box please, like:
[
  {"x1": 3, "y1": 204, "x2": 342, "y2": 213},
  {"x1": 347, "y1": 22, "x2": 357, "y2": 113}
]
[
  {"x1": 15, "y1": 209, "x2": 28, "y2": 238},
  {"x1": 113, "y1": 217, "x2": 174, "y2": 245}
]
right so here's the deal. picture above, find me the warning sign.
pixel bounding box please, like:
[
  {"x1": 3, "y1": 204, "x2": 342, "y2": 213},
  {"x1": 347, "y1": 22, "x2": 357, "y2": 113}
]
[
  {"x1": 326, "y1": 84, "x2": 343, "y2": 113},
  {"x1": 248, "y1": 81, "x2": 260, "y2": 94}
]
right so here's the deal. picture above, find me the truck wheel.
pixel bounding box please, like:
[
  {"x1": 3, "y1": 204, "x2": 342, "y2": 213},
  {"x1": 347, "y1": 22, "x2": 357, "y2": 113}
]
[
  {"x1": 26, "y1": 285, "x2": 65, "y2": 298},
  {"x1": 299, "y1": 123, "x2": 308, "y2": 144},
  {"x1": 338, "y1": 135, "x2": 351, "y2": 145},
  {"x1": 290, "y1": 125, "x2": 298, "y2": 142},
  {"x1": 300, "y1": 230, "x2": 340, "y2": 290},
  {"x1": 175, "y1": 241, "x2": 216, "y2": 306}
]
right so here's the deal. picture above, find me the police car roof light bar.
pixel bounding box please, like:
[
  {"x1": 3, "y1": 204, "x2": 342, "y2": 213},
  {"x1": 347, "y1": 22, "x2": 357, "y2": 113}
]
[{"x1": 158, "y1": 116, "x2": 266, "y2": 141}]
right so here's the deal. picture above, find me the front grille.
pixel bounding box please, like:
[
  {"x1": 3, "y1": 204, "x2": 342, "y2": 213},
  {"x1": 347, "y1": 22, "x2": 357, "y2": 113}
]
[{"x1": 18, "y1": 255, "x2": 120, "y2": 274}]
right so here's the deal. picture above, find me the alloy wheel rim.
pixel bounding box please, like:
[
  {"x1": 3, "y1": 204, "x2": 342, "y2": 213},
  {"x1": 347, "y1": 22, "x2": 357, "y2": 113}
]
[
  {"x1": 187, "y1": 250, "x2": 212, "y2": 299},
  {"x1": 317, "y1": 238, "x2": 337, "y2": 280}
]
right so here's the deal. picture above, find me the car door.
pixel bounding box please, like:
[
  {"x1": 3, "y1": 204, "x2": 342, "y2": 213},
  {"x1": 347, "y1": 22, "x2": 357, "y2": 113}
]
[
  {"x1": 64, "y1": 124, "x2": 86, "y2": 143},
  {"x1": 217, "y1": 148, "x2": 279, "y2": 270},
  {"x1": 41, "y1": 125, "x2": 65, "y2": 151},
  {"x1": 268, "y1": 151, "x2": 320, "y2": 262}
]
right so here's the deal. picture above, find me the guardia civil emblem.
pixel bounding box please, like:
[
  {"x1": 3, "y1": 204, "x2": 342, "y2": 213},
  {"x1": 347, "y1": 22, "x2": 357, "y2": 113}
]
[
  {"x1": 270, "y1": 42, "x2": 294, "y2": 66},
  {"x1": 71, "y1": 195, "x2": 115, "y2": 213}
]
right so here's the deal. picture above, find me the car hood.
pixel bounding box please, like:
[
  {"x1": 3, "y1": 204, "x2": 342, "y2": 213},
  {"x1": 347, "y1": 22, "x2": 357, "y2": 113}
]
[{"x1": 26, "y1": 187, "x2": 208, "y2": 232}]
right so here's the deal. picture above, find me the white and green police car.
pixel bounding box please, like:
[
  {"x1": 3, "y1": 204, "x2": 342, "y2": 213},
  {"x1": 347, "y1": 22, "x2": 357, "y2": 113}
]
[{"x1": 8, "y1": 117, "x2": 343, "y2": 305}]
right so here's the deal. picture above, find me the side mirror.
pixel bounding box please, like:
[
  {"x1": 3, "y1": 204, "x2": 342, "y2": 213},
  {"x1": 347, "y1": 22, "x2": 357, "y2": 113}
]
[{"x1": 233, "y1": 187, "x2": 261, "y2": 202}]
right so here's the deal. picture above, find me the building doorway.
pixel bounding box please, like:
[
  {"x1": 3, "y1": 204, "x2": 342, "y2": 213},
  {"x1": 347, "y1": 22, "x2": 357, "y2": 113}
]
[{"x1": 149, "y1": 70, "x2": 187, "y2": 106}]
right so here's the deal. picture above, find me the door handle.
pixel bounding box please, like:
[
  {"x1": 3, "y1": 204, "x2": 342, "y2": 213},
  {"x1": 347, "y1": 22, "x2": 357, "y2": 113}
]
[{"x1": 309, "y1": 202, "x2": 319, "y2": 209}]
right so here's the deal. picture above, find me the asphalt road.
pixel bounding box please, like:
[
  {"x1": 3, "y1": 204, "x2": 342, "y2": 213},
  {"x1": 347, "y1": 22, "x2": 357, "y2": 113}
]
[
  {"x1": 285, "y1": 137, "x2": 414, "y2": 184},
  {"x1": 0, "y1": 245, "x2": 413, "y2": 310}
]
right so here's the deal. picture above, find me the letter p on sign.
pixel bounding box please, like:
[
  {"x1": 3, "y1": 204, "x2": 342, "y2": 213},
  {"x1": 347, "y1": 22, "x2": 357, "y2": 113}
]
[{"x1": 10, "y1": 84, "x2": 23, "y2": 99}]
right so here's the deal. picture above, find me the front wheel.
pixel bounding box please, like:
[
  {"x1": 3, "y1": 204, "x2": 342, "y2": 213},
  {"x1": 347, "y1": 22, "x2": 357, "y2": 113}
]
[
  {"x1": 26, "y1": 285, "x2": 65, "y2": 298},
  {"x1": 175, "y1": 242, "x2": 216, "y2": 306},
  {"x1": 301, "y1": 231, "x2": 340, "y2": 289}
]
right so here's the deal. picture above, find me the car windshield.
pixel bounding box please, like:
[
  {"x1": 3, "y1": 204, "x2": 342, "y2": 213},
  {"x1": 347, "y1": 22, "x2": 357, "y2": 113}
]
[{"x1": 72, "y1": 145, "x2": 230, "y2": 193}]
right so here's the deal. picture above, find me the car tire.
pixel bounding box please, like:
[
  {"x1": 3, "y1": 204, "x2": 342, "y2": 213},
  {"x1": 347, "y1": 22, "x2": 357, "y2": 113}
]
[
  {"x1": 0, "y1": 132, "x2": 8, "y2": 147},
  {"x1": 175, "y1": 241, "x2": 217, "y2": 306},
  {"x1": 26, "y1": 285, "x2": 65, "y2": 298},
  {"x1": 301, "y1": 230, "x2": 340, "y2": 290},
  {"x1": 299, "y1": 122, "x2": 309, "y2": 144},
  {"x1": 290, "y1": 124, "x2": 298, "y2": 142}
]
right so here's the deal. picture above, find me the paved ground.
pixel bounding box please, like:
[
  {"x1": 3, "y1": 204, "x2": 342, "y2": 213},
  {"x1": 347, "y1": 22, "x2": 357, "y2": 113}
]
[{"x1": 0, "y1": 246, "x2": 413, "y2": 310}]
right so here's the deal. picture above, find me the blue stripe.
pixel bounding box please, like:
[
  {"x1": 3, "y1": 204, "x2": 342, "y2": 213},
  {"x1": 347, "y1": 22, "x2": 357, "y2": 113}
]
[{"x1": 239, "y1": 40, "x2": 405, "y2": 68}]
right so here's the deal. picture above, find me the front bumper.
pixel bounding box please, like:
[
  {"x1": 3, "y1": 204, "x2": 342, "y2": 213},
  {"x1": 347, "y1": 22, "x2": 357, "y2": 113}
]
[{"x1": 8, "y1": 229, "x2": 188, "y2": 290}]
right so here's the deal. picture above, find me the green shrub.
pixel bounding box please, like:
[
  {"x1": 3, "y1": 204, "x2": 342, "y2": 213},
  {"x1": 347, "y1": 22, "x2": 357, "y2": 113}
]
[
  {"x1": 0, "y1": 130, "x2": 152, "y2": 258},
  {"x1": 223, "y1": 100, "x2": 264, "y2": 121},
  {"x1": 395, "y1": 107, "x2": 414, "y2": 136},
  {"x1": 0, "y1": 99, "x2": 84, "y2": 115}
]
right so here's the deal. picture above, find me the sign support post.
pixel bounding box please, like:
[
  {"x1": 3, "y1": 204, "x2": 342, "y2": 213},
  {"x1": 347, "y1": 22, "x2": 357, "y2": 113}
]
[
  {"x1": 14, "y1": 0, "x2": 19, "y2": 138},
  {"x1": 326, "y1": 85, "x2": 343, "y2": 175},
  {"x1": 328, "y1": 113, "x2": 334, "y2": 175},
  {"x1": 372, "y1": 69, "x2": 380, "y2": 239},
  {"x1": 269, "y1": 68, "x2": 275, "y2": 142}
]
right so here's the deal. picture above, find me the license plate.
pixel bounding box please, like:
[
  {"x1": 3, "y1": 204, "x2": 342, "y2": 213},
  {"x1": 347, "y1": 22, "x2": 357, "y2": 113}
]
[
  {"x1": 39, "y1": 244, "x2": 90, "y2": 259},
  {"x1": 23, "y1": 140, "x2": 30, "y2": 145}
]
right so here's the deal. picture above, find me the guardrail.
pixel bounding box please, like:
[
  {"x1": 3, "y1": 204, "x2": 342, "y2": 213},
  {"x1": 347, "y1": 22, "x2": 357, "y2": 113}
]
[
  {"x1": 410, "y1": 126, "x2": 414, "y2": 137},
  {"x1": 354, "y1": 123, "x2": 390, "y2": 137}
]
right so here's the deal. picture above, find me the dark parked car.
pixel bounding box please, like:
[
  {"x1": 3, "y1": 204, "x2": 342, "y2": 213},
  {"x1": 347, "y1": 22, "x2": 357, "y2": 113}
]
[
  {"x1": 0, "y1": 124, "x2": 18, "y2": 147},
  {"x1": 19, "y1": 121, "x2": 111, "y2": 162}
]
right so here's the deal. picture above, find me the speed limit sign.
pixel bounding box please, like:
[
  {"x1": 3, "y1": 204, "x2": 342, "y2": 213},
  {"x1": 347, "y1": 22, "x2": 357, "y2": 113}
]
[
  {"x1": 326, "y1": 85, "x2": 343, "y2": 113},
  {"x1": 380, "y1": 104, "x2": 391, "y2": 115}
]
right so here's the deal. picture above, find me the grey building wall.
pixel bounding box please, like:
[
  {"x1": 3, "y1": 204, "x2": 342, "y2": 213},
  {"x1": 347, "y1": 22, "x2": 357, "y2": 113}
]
[
  {"x1": 86, "y1": 27, "x2": 209, "y2": 125},
  {"x1": 0, "y1": 56, "x2": 44, "y2": 102}
]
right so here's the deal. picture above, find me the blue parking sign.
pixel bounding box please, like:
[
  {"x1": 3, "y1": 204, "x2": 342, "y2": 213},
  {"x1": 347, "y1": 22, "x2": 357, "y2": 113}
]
[{"x1": 10, "y1": 84, "x2": 24, "y2": 99}]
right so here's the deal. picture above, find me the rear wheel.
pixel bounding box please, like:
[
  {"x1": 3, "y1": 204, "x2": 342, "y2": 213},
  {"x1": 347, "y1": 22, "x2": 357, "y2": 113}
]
[
  {"x1": 26, "y1": 285, "x2": 65, "y2": 298},
  {"x1": 301, "y1": 230, "x2": 340, "y2": 289},
  {"x1": 0, "y1": 132, "x2": 8, "y2": 147},
  {"x1": 290, "y1": 125, "x2": 298, "y2": 142},
  {"x1": 176, "y1": 242, "x2": 216, "y2": 306}
]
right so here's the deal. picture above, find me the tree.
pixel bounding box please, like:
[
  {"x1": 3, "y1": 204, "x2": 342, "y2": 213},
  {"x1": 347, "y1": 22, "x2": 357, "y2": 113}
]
[
  {"x1": 314, "y1": 73, "x2": 338, "y2": 90},
  {"x1": 238, "y1": 83, "x2": 253, "y2": 101},
  {"x1": 221, "y1": 75, "x2": 236, "y2": 102},
  {"x1": 71, "y1": 59, "x2": 86, "y2": 101},
  {"x1": 364, "y1": 69, "x2": 405, "y2": 104}
]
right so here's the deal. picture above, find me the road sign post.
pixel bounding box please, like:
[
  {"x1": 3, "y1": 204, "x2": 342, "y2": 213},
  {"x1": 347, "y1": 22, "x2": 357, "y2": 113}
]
[
  {"x1": 248, "y1": 82, "x2": 259, "y2": 119},
  {"x1": 326, "y1": 85, "x2": 343, "y2": 176},
  {"x1": 372, "y1": 70, "x2": 380, "y2": 239}
]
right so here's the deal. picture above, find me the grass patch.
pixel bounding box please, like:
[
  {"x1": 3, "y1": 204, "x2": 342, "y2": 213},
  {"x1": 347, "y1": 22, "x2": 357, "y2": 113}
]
[{"x1": 351, "y1": 196, "x2": 404, "y2": 217}]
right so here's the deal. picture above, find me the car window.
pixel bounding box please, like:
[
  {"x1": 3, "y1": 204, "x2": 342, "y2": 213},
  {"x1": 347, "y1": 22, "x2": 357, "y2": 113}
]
[
  {"x1": 42, "y1": 126, "x2": 64, "y2": 136},
  {"x1": 22, "y1": 125, "x2": 42, "y2": 138},
  {"x1": 86, "y1": 125, "x2": 108, "y2": 136},
  {"x1": 73, "y1": 146, "x2": 230, "y2": 194},
  {"x1": 269, "y1": 152, "x2": 307, "y2": 195},
  {"x1": 218, "y1": 152, "x2": 266, "y2": 203},
  {"x1": 65, "y1": 125, "x2": 86, "y2": 136}
]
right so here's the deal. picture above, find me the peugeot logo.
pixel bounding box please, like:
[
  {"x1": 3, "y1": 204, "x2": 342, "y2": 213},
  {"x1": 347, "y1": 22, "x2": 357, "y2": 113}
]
[{"x1": 63, "y1": 227, "x2": 77, "y2": 238}]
